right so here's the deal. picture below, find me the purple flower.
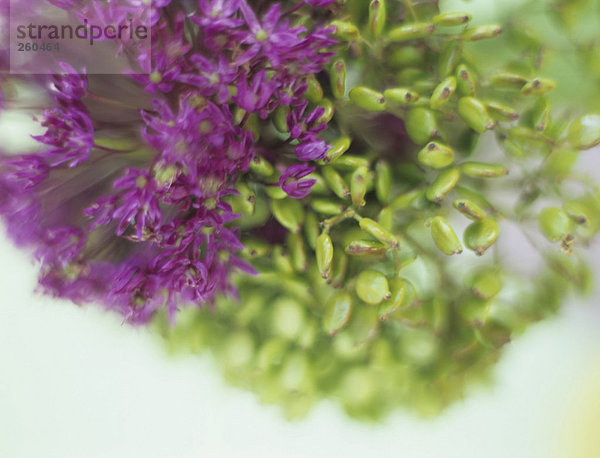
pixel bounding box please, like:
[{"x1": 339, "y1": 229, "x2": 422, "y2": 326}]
[
  {"x1": 33, "y1": 106, "x2": 94, "y2": 168},
  {"x1": 295, "y1": 134, "x2": 329, "y2": 161},
  {"x1": 279, "y1": 164, "x2": 316, "y2": 198},
  {"x1": 0, "y1": 0, "x2": 335, "y2": 324}
]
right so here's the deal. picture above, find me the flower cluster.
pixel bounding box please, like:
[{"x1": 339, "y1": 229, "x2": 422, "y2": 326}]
[{"x1": 0, "y1": 0, "x2": 336, "y2": 322}]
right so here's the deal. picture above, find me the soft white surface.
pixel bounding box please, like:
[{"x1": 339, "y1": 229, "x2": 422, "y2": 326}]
[{"x1": 1, "y1": 234, "x2": 600, "y2": 458}]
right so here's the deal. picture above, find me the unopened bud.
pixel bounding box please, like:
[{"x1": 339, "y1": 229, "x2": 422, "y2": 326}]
[
  {"x1": 350, "y1": 166, "x2": 368, "y2": 206},
  {"x1": 433, "y1": 12, "x2": 472, "y2": 27},
  {"x1": 418, "y1": 141, "x2": 455, "y2": 169},
  {"x1": 426, "y1": 167, "x2": 460, "y2": 203},
  {"x1": 463, "y1": 218, "x2": 499, "y2": 255},
  {"x1": 368, "y1": 0, "x2": 386, "y2": 37},
  {"x1": 461, "y1": 24, "x2": 502, "y2": 41},
  {"x1": 323, "y1": 292, "x2": 353, "y2": 335},
  {"x1": 458, "y1": 97, "x2": 495, "y2": 133},
  {"x1": 271, "y1": 198, "x2": 304, "y2": 233},
  {"x1": 388, "y1": 22, "x2": 435, "y2": 42},
  {"x1": 322, "y1": 165, "x2": 350, "y2": 199},
  {"x1": 453, "y1": 199, "x2": 486, "y2": 221},
  {"x1": 316, "y1": 233, "x2": 334, "y2": 279},
  {"x1": 406, "y1": 107, "x2": 439, "y2": 144},
  {"x1": 356, "y1": 270, "x2": 391, "y2": 305},
  {"x1": 430, "y1": 216, "x2": 463, "y2": 255},
  {"x1": 430, "y1": 76, "x2": 457, "y2": 109},
  {"x1": 460, "y1": 161, "x2": 508, "y2": 178},
  {"x1": 349, "y1": 86, "x2": 387, "y2": 112},
  {"x1": 359, "y1": 217, "x2": 400, "y2": 248}
]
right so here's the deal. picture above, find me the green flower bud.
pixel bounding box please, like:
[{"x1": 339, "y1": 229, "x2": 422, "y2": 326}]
[
  {"x1": 430, "y1": 216, "x2": 463, "y2": 255},
  {"x1": 329, "y1": 250, "x2": 349, "y2": 288},
  {"x1": 543, "y1": 149, "x2": 578, "y2": 180},
  {"x1": 453, "y1": 199, "x2": 486, "y2": 221},
  {"x1": 455, "y1": 186, "x2": 495, "y2": 213},
  {"x1": 322, "y1": 165, "x2": 350, "y2": 199},
  {"x1": 272, "y1": 105, "x2": 290, "y2": 133},
  {"x1": 461, "y1": 24, "x2": 502, "y2": 41},
  {"x1": 383, "y1": 88, "x2": 419, "y2": 105},
  {"x1": 316, "y1": 233, "x2": 334, "y2": 279},
  {"x1": 426, "y1": 167, "x2": 460, "y2": 203},
  {"x1": 350, "y1": 165, "x2": 368, "y2": 206},
  {"x1": 326, "y1": 136, "x2": 352, "y2": 163},
  {"x1": 521, "y1": 77, "x2": 556, "y2": 96},
  {"x1": 397, "y1": 68, "x2": 429, "y2": 86},
  {"x1": 388, "y1": 22, "x2": 435, "y2": 42},
  {"x1": 456, "y1": 64, "x2": 477, "y2": 97},
  {"x1": 270, "y1": 297, "x2": 305, "y2": 340},
  {"x1": 433, "y1": 12, "x2": 472, "y2": 27},
  {"x1": 538, "y1": 207, "x2": 574, "y2": 243},
  {"x1": 317, "y1": 98, "x2": 335, "y2": 124},
  {"x1": 304, "y1": 75, "x2": 323, "y2": 103},
  {"x1": 323, "y1": 291, "x2": 353, "y2": 336},
  {"x1": 271, "y1": 198, "x2": 304, "y2": 233},
  {"x1": 418, "y1": 142, "x2": 455, "y2": 169},
  {"x1": 287, "y1": 232, "x2": 308, "y2": 272},
  {"x1": 388, "y1": 47, "x2": 424, "y2": 68},
  {"x1": 563, "y1": 200, "x2": 592, "y2": 225},
  {"x1": 368, "y1": 0, "x2": 386, "y2": 37},
  {"x1": 330, "y1": 20, "x2": 360, "y2": 40},
  {"x1": 390, "y1": 189, "x2": 423, "y2": 210},
  {"x1": 241, "y1": 237, "x2": 271, "y2": 259},
  {"x1": 509, "y1": 126, "x2": 553, "y2": 150},
  {"x1": 463, "y1": 218, "x2": 499, "y2": 255},
  {"x1": 349, "y1": 87, "x2": 387, "y2": 112},
  {"x1": 345, "y1": 239, "x2": 387, "y2": 257},
  {"x1": 377, "y1": 206, "x2": 393, "y2": 231},
  {"x1": 430, "y1": 76, "x2": 457, "y2": 109},
  {"x1": 500, "y1": 137, "x2": 526, "y2": 158},
  {"x1": 249, "y1": 155, "x2": 274, "y2": 177},
  {"x1": 459, "y1": 296, "x2": 491, "y2": 326},
  {"x1": 530, "y1": 97, "x2": 550, "y2": 132},
  {"x1": 304, "y1": 211, "x2": 320, "y2": 249},
  {"x1": 305, "y1": 172, "x2": 329, "y2": 194},
  {"x1": 264, "y1": 183, "x2": 288, "y2": 200},
  {"x1": 374, "y1": 160, "x2": 392, "y2": 204},
  {"x1": 272, "y1": 245, "x2": 295, "y2": 275},
  {"x1": 310, "y1": 198, "x2": 345, "y2": 215},
  {"x1": 458, "y1": 97, "x2": 495, "y2": 133},
  {"x1": 359, "y1": 217, "x2": 400, "y2": 248},
  {"x1": 356, "y1": 270, "x2": 391, "y2": 305},
  {"x1": 223, "y1": 331, "x2": 255, "y2": 370},
  {"x1": 485, "y1": 100, "x2": 519, "y2": 121},
  {"x1": 489, "y1": 72, "x2": 529, "y2": 90},
  {"x1": 235, "y1": 109, "x2": 260, "y2": 140},
  {"x1": 256, "y1": 338, "x2": 287, "y2": 370},
  {"x1": 469, "y1": 269, "x2": 502, "y2": 300},
  {"x1": 460, "y1": 161, "x2": 508, "y2": 178},
  {"x1": 378, "y1": 278, "x2": 407, "y2": 320},
  {"x1": 567, "y1": 113, "x2": 600, "y2": 149},
  {"x1": 231, "y1": 182, "x2": 256, "y2": 216},
  {"x1": 565, "y1": 198, "x2": 600, "y2": 238},
  {"x1": 329, "y1": 59, "x2": 347, "y2": 99},
  {"x1": 406, "y1": 107, "x2": 439, "y2": 144},
  {"x1": 330, "y1": 155, "x2": 370, "y2": 171},
  {"x1": 438, "y1": 40, "x2": 462, "y2": 77}
]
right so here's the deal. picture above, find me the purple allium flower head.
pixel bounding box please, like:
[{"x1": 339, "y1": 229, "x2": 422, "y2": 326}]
[{"x1": 0, "y1": 0, "x2": 335, "y2": 323}]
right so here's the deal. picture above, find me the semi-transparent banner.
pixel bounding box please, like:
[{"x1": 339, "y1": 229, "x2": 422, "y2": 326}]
[{"x1": 6, "y1": 0, "x2": 151, "y2": 74}]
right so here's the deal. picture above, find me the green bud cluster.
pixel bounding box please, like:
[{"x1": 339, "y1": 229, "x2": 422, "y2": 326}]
[{"x1": 157, "y1": 0, "x2": 600, "y2": 421}]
